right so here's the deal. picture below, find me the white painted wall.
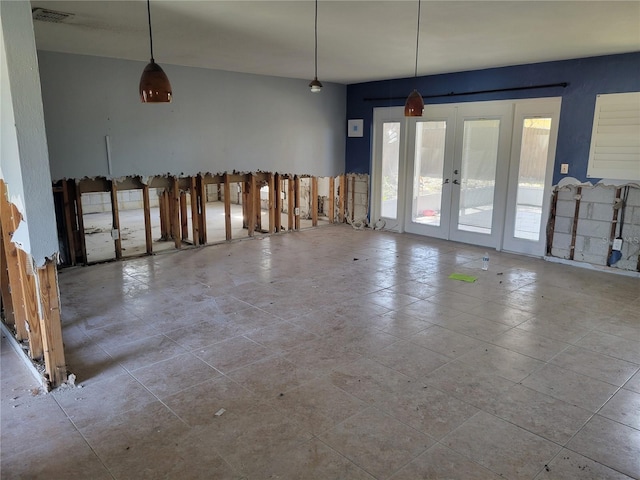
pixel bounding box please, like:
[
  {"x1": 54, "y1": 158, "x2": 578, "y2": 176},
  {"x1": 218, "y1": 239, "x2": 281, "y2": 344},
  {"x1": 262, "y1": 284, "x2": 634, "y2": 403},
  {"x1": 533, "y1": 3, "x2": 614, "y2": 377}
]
[
  {"x1": 0, "y1": 1, "x2": 58, "y2": 266},
  {"x1": 38, "y1": 51, "x2": 347, "y2": 180}
]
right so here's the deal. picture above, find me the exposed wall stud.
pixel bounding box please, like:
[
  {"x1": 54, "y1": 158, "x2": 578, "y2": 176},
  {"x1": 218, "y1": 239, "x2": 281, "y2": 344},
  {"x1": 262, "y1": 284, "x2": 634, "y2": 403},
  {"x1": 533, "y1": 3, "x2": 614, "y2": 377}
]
[
  {"x1": 110, "y1": 180, "x2": 122, "y2": 259},
  {"x1": 142, "y1": 184, "x2": 153, "y2": 254},
  {"x1": 311, "y1": 176, "x2": 318, "y2": 227},
  {"x1": 223, "y1": 173, "x2": 232, "y2": 240},
  {"x1": 328, "y1": 176, "x2": 335, "y2": 223}
]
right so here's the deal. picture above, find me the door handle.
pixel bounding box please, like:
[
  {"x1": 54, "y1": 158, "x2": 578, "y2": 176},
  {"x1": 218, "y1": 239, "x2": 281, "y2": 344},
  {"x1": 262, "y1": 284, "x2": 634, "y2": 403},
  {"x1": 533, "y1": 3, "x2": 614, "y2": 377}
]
[
  {"x1": 443, "y1": 179, "x2": 450, "y2": 184},
  {"x1": 454, "y1": 169, "x2": 459, "y2": 175},
  {"x1": 453, "y1": 179, "x2": 460, "y2": 185}
]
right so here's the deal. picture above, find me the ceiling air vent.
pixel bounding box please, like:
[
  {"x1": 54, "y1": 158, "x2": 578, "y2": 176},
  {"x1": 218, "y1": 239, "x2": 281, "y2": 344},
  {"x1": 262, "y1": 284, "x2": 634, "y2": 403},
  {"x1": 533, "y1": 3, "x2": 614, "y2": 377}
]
[{"x1": 32, "y1": 8, "x2": 74, "y2": 23}]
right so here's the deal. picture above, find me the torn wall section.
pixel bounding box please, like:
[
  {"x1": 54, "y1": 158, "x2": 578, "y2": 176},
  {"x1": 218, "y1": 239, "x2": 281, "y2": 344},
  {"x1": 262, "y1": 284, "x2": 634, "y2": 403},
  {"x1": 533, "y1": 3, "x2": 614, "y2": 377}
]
[{"x1": 549, "y1": 183, "x2": 640, "y2": 272}]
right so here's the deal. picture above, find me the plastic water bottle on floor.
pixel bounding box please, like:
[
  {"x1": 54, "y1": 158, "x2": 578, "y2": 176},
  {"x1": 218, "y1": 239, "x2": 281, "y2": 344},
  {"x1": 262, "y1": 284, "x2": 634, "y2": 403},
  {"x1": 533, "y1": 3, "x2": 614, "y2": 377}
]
[{"x1": 482, "y1": 252, "x2": 489, "y2": 271}]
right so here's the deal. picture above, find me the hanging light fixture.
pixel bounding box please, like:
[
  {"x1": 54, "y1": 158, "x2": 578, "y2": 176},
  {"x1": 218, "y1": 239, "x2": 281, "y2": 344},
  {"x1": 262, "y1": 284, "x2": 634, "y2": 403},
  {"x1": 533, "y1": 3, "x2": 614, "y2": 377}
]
[
  {"x1": 309, "y1": 0, "x2": 323, "y2": 93},
  {"x1": 139, "y1": 0, "x2": 172, "y2": 103},
  {"x1": 404, "y1": 0, "x2": 424, "y2": 116}
]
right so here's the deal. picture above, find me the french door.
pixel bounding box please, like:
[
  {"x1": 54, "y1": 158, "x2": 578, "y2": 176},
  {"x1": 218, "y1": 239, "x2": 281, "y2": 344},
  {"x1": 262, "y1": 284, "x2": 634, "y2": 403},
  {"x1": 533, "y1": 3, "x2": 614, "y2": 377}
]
[{"x1": 372, "y1": 98, "x2": 561, "y2": 255}]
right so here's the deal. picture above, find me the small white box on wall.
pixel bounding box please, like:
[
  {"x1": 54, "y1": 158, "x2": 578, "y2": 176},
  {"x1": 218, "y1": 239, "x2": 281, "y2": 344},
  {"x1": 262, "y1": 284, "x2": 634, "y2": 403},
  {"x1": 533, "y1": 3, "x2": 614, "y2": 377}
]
[{"x1": 348, "y1": 119, "x2": 364, "y2": 137}]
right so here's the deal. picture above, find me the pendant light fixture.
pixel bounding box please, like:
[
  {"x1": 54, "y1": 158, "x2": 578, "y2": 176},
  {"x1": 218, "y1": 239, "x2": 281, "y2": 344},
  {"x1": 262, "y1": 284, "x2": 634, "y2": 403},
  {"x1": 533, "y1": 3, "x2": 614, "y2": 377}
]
[
  {"x1": 308, "y1": 0, "x2": 323, "y2": 93},
  {"x1": 139, "y1": 0, "x2": 172, "y2": 103},
  {"x1": 404, "y1": 0, "x2": 424, "y2": 116}
]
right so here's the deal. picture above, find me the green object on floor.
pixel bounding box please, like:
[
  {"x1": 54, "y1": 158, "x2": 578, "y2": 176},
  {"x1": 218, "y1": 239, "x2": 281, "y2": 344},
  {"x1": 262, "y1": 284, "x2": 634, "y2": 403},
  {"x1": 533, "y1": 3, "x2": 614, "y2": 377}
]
[{"x1": 448, "y1": 273, "x2": 478, "y2": 283}]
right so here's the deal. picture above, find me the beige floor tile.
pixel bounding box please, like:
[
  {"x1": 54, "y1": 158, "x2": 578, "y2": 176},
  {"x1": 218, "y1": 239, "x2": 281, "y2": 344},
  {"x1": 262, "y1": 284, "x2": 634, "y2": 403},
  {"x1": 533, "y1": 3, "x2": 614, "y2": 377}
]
[
  {"x1": 375, "y1": 381, "x2": 479, "y2": 439},
  {"x1": 533, "y1": 449, "x2": 635, "y2": 480},
  {"x1": 1, "y1": 430, "x2": 112, "y2": 480},
  {"x1": 457, "y1": 344, "x2": 546, "y2": 382},
  {"x1": 130, "y1": 352, "x2": 221, "y2": 399},
  {"x1": 329, "y1": 357, "x2": 414, "y2": 405},
  {"x1": 624, "y1": 370, "x2": 640, "y2": 393},
  {"x1": 226, "y1": 355, "x2": 318, "y2": 397},
  {"x1": 195, "y1": 335, "x2": 275, "y2": 373},
  {"x1": 389, "y1": 443, "x2": 504, "y2": 480},
  {"x1": 566, "y1": 415, "x2": 640, "y2": 479},
  {"x1": 319, "y1": 407, "x2": 433, "y2": 479},
  {"x1": 425, "y1": 360, "x2": 516, "y2": 410},
  {"x1": 491, "y1": 327, "x2": 570, "y2": 361},
  {"x1": 368, "y1": 340, "x2": 449, "y2": 379},
  {"x1": 550, "y1": 345, "x2": 639, "y2": 386},
  {"x1": 442, "y1": 411, "x2": 561, "y2": 479},
  {"x1": 5, "y1": 226, "x2": 640, "y2": 479},
  {"x1": 267, "y1": 376, "x2": 368, "y2": 435},
  {"x1": 409, "y1": 324, "x2": 488, "y2": 358},
  {"x1": 53, "y1": 372, "x2": 157, "y2": 430},
  {"x1": 575, "y1": 331, "x2": 640, "y2": 364},
  {"x1": 369, "y1": 310, "x2": 433, "y2": 338},
  {"x1": 598, "y1": 388, "x2": 640, "y2": 430},
  {"x1": 434, "y1": 312, "x2": 513, "y2": 341},
  {"x1": 485, "y1": 384, "x2": 592, "y2": 444},
  {"x1": 262, "y1": 438, "x2": 376, "y2": 479},
  {"x1": 521, "y1": 364, "x2": 618, "y2": 412}
]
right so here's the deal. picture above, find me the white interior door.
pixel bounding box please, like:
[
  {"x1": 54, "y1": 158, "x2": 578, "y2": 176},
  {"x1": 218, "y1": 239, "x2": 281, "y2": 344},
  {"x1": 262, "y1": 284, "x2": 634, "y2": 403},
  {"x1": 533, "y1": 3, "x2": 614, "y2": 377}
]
[
  {"x1": 448, "y1": 103, "x2": 514, "y2": 248},
  {"x1": 404, "y1": 106, "x2": 456, "y2": 238},
  {"x1": 372, "y1": 107, "x2": 406, "y2": 231},
  {"x1": 502, "y1": 98, "x2": 561, "y2": 256}
]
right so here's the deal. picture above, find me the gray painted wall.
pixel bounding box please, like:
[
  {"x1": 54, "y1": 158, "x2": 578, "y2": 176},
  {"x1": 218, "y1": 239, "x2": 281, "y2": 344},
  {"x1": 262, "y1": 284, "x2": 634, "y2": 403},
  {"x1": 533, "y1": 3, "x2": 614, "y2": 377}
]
[
  {"x1": 38, "y1": 51, "x2": 347, "y2": 180},
  {"x1": 0, "y1": 1, "x2": 58, "y2": 266}
]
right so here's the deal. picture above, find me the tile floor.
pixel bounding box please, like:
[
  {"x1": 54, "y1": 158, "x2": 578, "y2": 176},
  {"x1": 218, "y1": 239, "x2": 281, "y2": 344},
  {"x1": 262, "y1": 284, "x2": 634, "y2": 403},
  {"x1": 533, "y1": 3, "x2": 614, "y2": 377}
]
[{"x1": 2, "y1": 225, "x2": 639, "y2": 479}]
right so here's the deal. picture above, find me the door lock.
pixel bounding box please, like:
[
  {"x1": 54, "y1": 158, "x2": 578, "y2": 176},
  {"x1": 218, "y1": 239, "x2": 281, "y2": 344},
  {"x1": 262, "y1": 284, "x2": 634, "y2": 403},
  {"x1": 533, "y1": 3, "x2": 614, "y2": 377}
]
[
  {"x1": 454, "y1": 169, "x2": 459, "y2": 175},
  {"x1": 453, "y1": 179, "x2": 460, "y2": 185},
  {"x1": 443, "y1": 179, "x2": 450, "y2": 184}
]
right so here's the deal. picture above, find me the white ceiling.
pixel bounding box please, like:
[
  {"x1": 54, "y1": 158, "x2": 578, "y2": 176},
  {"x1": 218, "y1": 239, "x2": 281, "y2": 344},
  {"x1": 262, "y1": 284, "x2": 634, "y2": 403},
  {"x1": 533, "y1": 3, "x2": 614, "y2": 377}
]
[{"x1": 30, "y1": 0, "x2": 640, "y2": 85}]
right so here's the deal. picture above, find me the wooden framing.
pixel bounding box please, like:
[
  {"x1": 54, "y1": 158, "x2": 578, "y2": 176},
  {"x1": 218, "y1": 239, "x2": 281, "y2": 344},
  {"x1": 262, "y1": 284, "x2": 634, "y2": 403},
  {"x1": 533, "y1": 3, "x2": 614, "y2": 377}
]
[
  {"x1": 294, "y1": 175, "x2": 301, "y2": 230},
  {"x1": 339, "y1": 175, "x2": 346, "y2": 223},
  {"x1": 110, "y1": 180, "x2": 123, "y2": 259},
  {"x1": 607, "y1": 187, "x2": 623, "y2": 266},
  {"x1": 197, "y1": 174, "x2": 207, "y2": 244},
  {"x1": 287, "y1": 177, "x2": 294, "y2": 230},
  {"x1": 1, "y1": 180, "x2": 66, "y2": 387},
  {"x1": 74, "y1": 182, "x2": 88, "y2": 264},
  {"x1": 180, "y1": 191, "x2": 189, "y2": 240},
  {"x1": 274, "y1": 173, "x2": 282, "y2": 233},
  {"x1": 189, "y1": 177, "x2": 200, "y2": 247},
  {"x1": 223, "y1": 173, "x2": 232, "y2": 241},
  {"x1": 569, "y1": 186, "x2": 582, "y2": 261},
  {"x1": 61, "y1": 180, "x2": 76, "y2": 266},
  {"x1": 351, "y1": 175, "x2": 356, "y2": 222},
  {"x1": 328, "y1": 176, "x2": 335, "y2": 223},
  {"x1": 171, "y1": 177, "x2": 181, "y2": 249},
  {"x1": 546, "y1": 190, "x2": 558, "y2": 256},
  {"x1": 141, "y1": 184, "x2": 153, "y2": 254},
  {"x1": 37, "y1": 261, "x2": 67, "y2": 387},
  {"x1": 268, "y1": 173, "x2": 276, "y2": 234},
  {"x1": 51, "y1": 172, "x2": 367, "y2": 269},
  {"x1": 311, "y1": 177, "x2": 318, "y2": 227},
  {"x1": 246, "y1": 173, "x2": 255, "y2": 237}
]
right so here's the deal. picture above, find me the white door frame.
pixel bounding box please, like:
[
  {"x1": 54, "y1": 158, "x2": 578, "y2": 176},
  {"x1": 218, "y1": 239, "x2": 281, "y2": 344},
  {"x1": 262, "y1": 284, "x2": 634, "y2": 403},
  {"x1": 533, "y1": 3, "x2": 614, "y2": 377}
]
[{"x1": 502, "y1": 97, "x2": 562, "y2": 256}]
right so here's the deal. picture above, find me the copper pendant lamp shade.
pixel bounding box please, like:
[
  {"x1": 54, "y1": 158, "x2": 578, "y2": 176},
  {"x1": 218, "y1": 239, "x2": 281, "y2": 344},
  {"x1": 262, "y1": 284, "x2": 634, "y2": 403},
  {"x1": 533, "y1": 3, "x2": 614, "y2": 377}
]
[
  {"x1": 404, "y1": 89, "x2": 424, "y2": 116},
  {"x1": 309, "y1": 0, "x2": 322, "y2": 93},
  {"x1": 140, "y1": 60, "x2": 172, "y2": 103},
  {"x1": 139, "y1": 0, "x2": 172, "y2": 103},
  {"x1": 404, "y1": 0, "x2": 423, "y2": 116}
]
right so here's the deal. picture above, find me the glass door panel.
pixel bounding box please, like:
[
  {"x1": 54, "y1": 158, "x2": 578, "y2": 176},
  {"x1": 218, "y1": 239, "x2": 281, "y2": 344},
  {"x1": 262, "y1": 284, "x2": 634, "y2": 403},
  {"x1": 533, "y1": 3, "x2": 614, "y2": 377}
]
[
  {"x1": 503, "y1": 99, "x2": 561, "y2": 256},
  {"x1": 514, "y1": 118, "x2": 551, "y2": 241},
  {"x1": 412, "y1": 121, "x2": 447, "y2": 226},
  {"x1": 381, "y1": 122, "x2": 401, "y2": 219},
  {"x1": 457, "y1": 119, "x2": 500, "y2": 234}
]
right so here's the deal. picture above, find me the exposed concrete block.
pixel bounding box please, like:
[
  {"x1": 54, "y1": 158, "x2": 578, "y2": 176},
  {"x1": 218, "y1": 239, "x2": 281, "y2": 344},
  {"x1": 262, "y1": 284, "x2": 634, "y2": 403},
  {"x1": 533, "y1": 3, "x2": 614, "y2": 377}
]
[
  {"x1": 556, "y1": 188, "x2": 576, "y2": 202},
  {"x1": 555, "y1": 200, "x2": 576, "y2": 218},
  {"x1": 625, "y1": 186, "x2": 640, "y2": 207},
  {"x1": 582, "y1": 236, "x2": 610, "y2": 257},
  {"x1": 576, "y1": 219, "x2": 611, "y2": 239},
  {"x1": 580, "y1": 187, "x2": 614, "y2": 204},
  {"x1": 553, "y1": 217, "x2": 573, "y2": 234},
  {"x1": 579, "y1": 202, "x2": 614, "y2": 221},
  {"x1": 552, "y1": 232, "x2": 572, "y2": 251}
]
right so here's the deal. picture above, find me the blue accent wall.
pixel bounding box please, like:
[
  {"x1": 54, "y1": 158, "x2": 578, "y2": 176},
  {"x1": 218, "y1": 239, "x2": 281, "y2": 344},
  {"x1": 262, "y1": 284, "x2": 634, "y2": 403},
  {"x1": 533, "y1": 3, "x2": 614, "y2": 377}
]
[{"x1": 346, "y1": 52, "x2": 640, "y2": 184}]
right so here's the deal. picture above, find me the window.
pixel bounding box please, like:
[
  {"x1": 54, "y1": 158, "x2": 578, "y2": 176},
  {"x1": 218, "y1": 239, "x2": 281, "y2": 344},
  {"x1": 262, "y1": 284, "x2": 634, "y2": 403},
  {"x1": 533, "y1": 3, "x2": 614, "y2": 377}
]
[{"x1": 587, "y1": 92, "x2": 640, "y2": 181}]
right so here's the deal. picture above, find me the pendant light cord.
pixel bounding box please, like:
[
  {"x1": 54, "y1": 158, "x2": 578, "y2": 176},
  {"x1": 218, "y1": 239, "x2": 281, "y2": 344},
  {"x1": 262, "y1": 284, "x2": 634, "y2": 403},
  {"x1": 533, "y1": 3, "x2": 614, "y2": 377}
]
[
  {"x1": 414, "y1": 0, "x2": 421, "y2": 78},
  {"x1": 314, "y1": 0, "x2": 319, "y2": 78},
  {"x1": 147, "y1": 0, "x2": 155, "y2": 61}
]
